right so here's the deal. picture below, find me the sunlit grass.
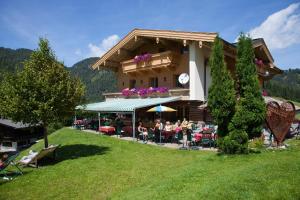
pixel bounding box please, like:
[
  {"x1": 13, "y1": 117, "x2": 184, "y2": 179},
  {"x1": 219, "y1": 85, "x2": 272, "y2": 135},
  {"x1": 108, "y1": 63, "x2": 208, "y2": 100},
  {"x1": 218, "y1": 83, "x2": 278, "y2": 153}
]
[{"x1": 1, "y1": 128, "x2": 300, "y2": 200}]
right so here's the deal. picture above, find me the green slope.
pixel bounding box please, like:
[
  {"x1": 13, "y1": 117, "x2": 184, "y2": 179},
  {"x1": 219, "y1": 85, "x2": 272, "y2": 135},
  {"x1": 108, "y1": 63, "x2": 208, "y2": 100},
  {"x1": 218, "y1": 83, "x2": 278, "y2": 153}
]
[{"x1": 1, "y1": 128, "x2": 300, "y2": 199}]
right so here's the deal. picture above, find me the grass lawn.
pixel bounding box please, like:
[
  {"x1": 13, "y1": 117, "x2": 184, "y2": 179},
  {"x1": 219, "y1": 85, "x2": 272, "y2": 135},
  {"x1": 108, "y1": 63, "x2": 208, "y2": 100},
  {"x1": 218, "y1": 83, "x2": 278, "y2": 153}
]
[{"x1": 1, "y1": 128, "x2": 300, "y2": 200}]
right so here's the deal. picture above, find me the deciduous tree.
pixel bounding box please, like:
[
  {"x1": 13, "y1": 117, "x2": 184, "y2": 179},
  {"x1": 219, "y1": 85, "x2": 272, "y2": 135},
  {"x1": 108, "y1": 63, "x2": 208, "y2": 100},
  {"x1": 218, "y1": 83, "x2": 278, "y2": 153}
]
[{"x1": 0, "y1": 38, "x2": 85, "y2": 148}]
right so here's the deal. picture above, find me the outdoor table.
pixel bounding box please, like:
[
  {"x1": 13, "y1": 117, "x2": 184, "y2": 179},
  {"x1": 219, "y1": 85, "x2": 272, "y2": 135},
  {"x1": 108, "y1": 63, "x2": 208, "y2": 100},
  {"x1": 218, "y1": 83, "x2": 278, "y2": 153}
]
[
  {"x1": 163, "y1": 131, "x2": 176, "y2": 142},
  {"x1": 99, "y1": 126, "x2": 116, "y2": 135},
  {"x1": 194, "y1": 133, "x2": 203, "y2": 142}
]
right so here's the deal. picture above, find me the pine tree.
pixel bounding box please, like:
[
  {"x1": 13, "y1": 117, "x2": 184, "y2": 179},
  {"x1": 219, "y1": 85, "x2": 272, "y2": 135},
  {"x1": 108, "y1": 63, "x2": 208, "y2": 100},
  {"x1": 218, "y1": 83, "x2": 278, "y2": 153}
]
[
  {"x1": 229, "y1": 34, "x2": 266, "y2": 139},
  {"x1": 208, "y1": 36, "x2": 236, "y2": 137}
]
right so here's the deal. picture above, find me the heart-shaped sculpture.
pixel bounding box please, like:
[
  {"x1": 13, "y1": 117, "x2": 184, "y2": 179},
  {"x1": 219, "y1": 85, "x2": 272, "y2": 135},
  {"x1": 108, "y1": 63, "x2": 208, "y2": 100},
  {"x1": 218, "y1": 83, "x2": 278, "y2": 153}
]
[{"x1": 265, "y1": 101, "x2": 295, "y2": 144}]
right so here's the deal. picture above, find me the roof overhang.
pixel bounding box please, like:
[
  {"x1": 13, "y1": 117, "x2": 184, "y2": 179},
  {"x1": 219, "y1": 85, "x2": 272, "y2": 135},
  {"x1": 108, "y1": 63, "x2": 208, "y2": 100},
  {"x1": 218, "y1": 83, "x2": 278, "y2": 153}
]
[
  {"x1": 76, "y1": 97, "x2": 180, "y2": 112},
  {"x1": 92, "y1": 29, "x2": 218, "y2": 70}
]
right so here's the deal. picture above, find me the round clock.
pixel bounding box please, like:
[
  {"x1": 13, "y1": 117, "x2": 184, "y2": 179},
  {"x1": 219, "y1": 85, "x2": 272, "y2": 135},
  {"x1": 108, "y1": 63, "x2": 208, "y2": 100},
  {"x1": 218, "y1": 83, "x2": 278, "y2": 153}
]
[{"x1": 178, "y1": 73, "x2": 189, "y2": 85}]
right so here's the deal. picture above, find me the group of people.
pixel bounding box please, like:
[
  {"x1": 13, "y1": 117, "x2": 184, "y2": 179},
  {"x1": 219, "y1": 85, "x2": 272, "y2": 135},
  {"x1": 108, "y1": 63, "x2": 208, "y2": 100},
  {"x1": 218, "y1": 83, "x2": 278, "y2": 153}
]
[{"x1": 137, "y1": 118, "x2": 207, "y2": 143}]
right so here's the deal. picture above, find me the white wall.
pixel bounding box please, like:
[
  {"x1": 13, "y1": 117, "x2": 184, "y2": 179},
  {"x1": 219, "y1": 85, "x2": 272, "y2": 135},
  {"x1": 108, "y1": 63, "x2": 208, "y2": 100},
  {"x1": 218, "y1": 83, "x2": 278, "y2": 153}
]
[
  {"x1": 205, "y1": 64, "x2": 211, "y2": 99},
  {"x1": 189, "y1": 42, "x2": 205, "y2": 101}
]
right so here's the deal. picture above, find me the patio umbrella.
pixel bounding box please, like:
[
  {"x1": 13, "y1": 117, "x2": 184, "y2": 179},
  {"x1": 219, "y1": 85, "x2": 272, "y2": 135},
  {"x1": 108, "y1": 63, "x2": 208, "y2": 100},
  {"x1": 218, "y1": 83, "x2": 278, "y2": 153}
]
[
  {"x1": 147, "y1": 105, "x2": 176, "y2": 144},
  {"x1": 147, "y1": 105, "x2": 177, "y2": 112}
]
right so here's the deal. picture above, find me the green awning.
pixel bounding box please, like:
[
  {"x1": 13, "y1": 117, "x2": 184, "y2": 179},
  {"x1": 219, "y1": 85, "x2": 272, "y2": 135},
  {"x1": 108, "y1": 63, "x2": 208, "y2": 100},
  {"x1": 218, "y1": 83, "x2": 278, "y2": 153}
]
[{"x1": 76, "y1": 97, "x2": 180, "y2": 112}]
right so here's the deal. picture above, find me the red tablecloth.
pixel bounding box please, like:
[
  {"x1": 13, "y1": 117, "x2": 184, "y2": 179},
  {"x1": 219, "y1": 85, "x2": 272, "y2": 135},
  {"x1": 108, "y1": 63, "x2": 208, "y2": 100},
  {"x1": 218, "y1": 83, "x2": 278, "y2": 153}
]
[
  {"x1": 163, "y1": 131, "x2": 176, "y2": 139},
  {"x1": 194, "y1": 133, "x2": 203, "y2": 142},
  {"x1": 99, "y1": 126, "x2": 115, "y2": 135}
]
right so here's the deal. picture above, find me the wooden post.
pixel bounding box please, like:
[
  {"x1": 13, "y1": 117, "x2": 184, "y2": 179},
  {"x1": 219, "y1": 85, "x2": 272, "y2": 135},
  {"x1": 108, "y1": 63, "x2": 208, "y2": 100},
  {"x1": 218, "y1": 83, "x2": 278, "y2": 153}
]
[
  {"x1": 132, "y1": 110, "x2": 136, "y2": 140},
  {"x1": 98, "y1": 112, "x2": 101, "y2": 133}
]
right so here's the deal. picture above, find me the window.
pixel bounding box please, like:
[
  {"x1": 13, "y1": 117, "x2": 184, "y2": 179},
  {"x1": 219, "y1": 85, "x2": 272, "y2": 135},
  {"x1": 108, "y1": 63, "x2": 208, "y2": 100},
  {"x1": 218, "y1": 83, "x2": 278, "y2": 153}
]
[
  {"x1": 174, "y1": 75, "x2": 184, "y2": 88},
  {"x1": 149, "y1": 77, "x2": 158, "y2": 87},
  {"x1": 129, "y1": 79, "x2": 136, "y2": 89},
  {"x1": 140, "y1": 80, "x2": 143, "y2": 84},
  {"x1": 163, "y1": 77, "x2": 167, "y2": 82}
]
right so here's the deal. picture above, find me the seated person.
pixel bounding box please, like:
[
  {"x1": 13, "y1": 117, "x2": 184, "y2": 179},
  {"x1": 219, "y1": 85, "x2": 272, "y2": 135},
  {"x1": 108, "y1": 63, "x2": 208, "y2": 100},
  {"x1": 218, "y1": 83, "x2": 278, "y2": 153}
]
[
  {"x1": 151, "y1": 119, "x2": 163, "y2": 143},
  {"x1": 0, "y1": 154, "x2": 8, "y2": 169},
  {"x1": 138, "y1": 122, "x2": 148, "y2": 141},
  {"x1": 173, "y1": 120, "x2": 182, "y2": 133},
  {"x1": 164, "y1": 121, "x2": 173, "y2": 132},
  {"x1": 181, "y1": 118, "x2": 189, "y2": 135}
]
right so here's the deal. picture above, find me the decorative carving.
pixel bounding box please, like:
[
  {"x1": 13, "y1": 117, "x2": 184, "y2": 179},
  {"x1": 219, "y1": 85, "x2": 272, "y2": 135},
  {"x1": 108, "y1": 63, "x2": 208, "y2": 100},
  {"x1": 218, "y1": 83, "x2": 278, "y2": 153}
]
[{"x1": 265, "y1": 101, "x2": 296, "y2": 144}]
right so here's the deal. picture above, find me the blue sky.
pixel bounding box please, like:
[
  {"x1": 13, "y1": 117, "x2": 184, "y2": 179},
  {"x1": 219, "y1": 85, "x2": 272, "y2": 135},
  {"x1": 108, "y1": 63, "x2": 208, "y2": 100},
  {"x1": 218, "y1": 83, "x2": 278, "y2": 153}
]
[{"x1": 0, "y1": 0, "x2": 299, "y2": 69}]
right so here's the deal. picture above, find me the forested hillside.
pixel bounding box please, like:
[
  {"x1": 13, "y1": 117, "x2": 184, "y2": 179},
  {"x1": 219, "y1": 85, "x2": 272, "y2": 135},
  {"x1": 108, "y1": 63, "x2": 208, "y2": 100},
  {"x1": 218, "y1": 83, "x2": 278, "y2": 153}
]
[
  {"x1": 0, "y1": 47, "x2": 117, "y2": 102},
  {"x1": 1, "y1": 46, "x2": 298, "y2": 103},
  {"x1": 69, "y1": 57, "x2": 117, "y2": 102},
  {"x1": 265, "y1": 69, "x2": 300, "y2": 102},
  {"x1": 0, "y1": 47, "x2": 33, "y2": 79}
]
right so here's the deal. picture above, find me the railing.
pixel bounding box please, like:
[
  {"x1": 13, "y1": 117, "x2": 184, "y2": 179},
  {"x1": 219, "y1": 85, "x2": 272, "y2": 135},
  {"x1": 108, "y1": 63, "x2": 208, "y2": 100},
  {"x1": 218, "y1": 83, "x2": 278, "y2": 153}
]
[
  {"x1": 103, "y1": 88, "x2": 190, "y2": 101},
  {"x1": 121, "y1": 51, "x2": 179, "y2": 73}
]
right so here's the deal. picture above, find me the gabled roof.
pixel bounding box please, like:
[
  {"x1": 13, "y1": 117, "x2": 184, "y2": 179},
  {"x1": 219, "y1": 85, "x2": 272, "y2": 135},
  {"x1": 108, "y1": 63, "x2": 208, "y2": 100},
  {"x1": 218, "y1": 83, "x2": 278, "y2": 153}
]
[
  {"x1": 251, "y1": 38, "x2": 274, "y2": 62},
  {"x1": 92, "y1": 29, "x2": 218, "y2": 69}
]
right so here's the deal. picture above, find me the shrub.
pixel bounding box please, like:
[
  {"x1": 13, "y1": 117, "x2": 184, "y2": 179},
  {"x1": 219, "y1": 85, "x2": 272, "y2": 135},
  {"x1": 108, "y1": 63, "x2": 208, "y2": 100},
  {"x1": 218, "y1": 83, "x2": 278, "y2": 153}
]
[
  {"x1": 218, "y1": 130, "x2": 249, "y2": 154},
  {"x1": 249, "y1": 137, "x2": 264, "y2": 149}
]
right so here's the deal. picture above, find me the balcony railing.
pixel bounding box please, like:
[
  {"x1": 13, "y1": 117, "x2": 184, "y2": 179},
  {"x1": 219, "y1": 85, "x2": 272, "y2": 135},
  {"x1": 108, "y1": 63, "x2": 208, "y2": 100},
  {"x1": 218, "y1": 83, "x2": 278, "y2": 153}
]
[
  {"x1": 121, "y1": 51, "x2": 179, "y2": 73},
  {"x1": 103, "y1": 88, "x2": 190, "y2": 101}
]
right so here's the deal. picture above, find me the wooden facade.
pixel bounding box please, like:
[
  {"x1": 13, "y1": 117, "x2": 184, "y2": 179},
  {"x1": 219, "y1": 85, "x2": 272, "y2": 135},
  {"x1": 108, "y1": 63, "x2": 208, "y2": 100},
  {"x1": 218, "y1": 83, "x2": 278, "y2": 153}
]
[{"x1": 92, "y1": 29, "x2": 282, "y2": 123}]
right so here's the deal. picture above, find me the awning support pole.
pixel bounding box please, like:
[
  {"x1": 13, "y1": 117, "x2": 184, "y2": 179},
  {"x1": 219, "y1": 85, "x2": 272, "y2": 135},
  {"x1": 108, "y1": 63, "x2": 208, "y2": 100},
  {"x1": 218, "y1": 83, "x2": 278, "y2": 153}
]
[
  {"x1": 74, "y1": 111, "x2": 77, "y2": 128},
  {"x1": 132, "y1": 110, "x2": 136, "y2": 140},
  {"x1": 160, "y1": 104, "x2": 162, "y2": 144},
  {"x1": 98, "y1": 112, "x2": 101, "y2": 133}
]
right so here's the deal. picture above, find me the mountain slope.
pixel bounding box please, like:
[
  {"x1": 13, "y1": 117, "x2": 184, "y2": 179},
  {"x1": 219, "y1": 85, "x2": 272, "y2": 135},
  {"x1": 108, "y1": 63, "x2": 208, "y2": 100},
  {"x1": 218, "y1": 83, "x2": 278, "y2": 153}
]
[
  {"x1": 265, "y1": 69, "x2": 300, "y2": 102},
  {"x1": 69, "y1": 57, "x2": 117, "y2": 102},
  {"x1": 0, "y1": 47, "x2": 33, "y2": 78},
  {"x1": 0, "y1": 47, "x2": 117, "y2": 102}
]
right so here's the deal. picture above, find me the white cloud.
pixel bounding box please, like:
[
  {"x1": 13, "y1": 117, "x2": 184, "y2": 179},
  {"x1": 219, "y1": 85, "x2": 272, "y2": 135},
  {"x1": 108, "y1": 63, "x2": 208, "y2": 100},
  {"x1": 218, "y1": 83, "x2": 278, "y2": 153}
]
[
  {"x1": 88, "y1": 34, "x2": 120, "y2": 57},
  {"x1": 248, "y1": 3, "x2": 300, "y2": 50}
]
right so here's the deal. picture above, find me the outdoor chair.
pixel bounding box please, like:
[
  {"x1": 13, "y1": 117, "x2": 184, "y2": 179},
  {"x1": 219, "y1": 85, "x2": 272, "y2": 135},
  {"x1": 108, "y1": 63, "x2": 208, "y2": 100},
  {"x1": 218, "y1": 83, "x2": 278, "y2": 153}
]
[
  {"x1": 154, "y1": 130, "x2": 164, "y2": 143},
  {"x1": 147, "y1": 129, "x2": 155, "y2": 142},
  {"x1": 174, "y1": 131, "x2": 183, "y2": 144},
  {"x1": 201, "y1": 134, "x2": 213, "y2": 148},
  {"x1": 0, "y1": 153, "x2": 23, "y2": 180},
  {"x1": 19, "y1": 144, "x2": 60, "y2": 168}
]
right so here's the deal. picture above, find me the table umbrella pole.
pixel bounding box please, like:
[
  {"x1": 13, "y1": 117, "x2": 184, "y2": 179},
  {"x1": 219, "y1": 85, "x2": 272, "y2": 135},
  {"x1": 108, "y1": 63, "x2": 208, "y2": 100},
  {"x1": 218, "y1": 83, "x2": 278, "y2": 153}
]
[{"x1": 160, "y1": 105, "x2": 162, "y2": 144}]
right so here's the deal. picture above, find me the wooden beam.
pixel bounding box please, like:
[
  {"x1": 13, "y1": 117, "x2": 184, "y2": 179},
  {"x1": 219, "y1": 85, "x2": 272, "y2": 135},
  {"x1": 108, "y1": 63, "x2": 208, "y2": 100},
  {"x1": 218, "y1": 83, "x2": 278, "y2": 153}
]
[
  {"x1": 160, "y1": 39, "x2": 179, "y2": 48},
  {"x1": 117, "y1": 48, "x2": 134, "y2": 57},
  {"x1": 199, "y1": 41, "x2": 203, "y2": 48},
  {"x1": 105, "y1": 60, "x2": 120, "y2": 68}
]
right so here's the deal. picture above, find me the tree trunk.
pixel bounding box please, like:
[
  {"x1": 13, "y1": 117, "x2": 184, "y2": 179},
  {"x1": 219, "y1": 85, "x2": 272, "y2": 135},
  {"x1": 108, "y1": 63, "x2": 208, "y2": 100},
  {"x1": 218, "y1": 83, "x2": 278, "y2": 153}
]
[{"x1": 44, "y1": 124, "x2": 49, "y2": 148}]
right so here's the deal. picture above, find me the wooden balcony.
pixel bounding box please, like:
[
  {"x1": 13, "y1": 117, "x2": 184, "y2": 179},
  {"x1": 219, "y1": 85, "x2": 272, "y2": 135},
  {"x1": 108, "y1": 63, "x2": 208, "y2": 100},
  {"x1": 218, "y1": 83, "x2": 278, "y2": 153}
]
[
  {"x1": 103, "y1": 88, "x2": 190, "y2": 101},
  {"x1": 121, "y1": 51, "x2": 179, "y2": 73}
]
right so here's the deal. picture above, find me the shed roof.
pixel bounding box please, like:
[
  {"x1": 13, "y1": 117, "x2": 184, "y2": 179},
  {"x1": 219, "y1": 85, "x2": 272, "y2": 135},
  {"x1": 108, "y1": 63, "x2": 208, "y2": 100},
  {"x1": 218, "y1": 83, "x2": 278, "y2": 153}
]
[
  {"x1": 0, "y1": 119, "x2": 31, "y2": 129},
  {"x1": 76, "y1": 97, "x2": 180, "y2": 112}
]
